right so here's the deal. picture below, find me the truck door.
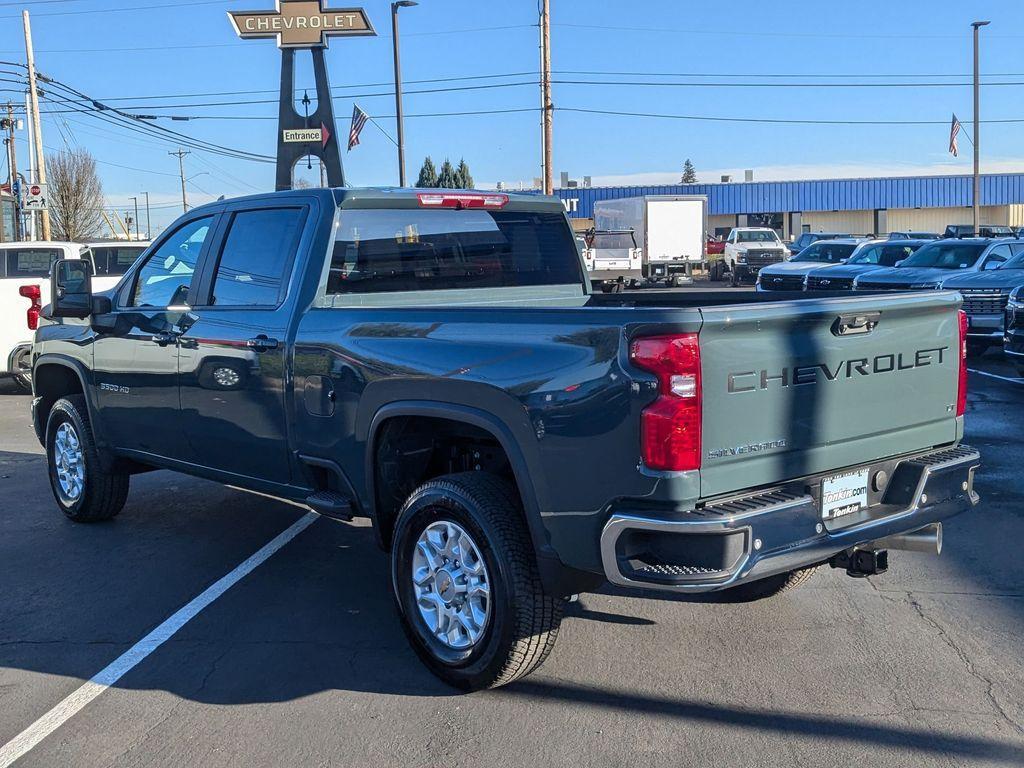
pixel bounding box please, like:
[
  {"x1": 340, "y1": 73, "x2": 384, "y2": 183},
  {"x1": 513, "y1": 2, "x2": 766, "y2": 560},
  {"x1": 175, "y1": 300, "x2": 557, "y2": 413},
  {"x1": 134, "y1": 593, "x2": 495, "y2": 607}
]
[
  {"x1": 93, "y1": 215, "x2": 218, "y2": 459},
  {"x1": 177, "y1": 202, "x2": 309, "y2": 488}
]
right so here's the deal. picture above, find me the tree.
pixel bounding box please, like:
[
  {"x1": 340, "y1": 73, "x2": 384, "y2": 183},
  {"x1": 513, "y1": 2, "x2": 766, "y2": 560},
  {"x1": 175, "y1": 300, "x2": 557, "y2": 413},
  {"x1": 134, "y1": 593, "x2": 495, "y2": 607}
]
[
  {"x1": 455, "y1": 158, "x2": 474, "y2": 189},
  {"x1": 681, "y1": 159, "x2": 697, "y2": 184},
  {"x1": 437, "y1": 158, "x2": 458, "y2": 189},
  {"x1": 416, "y1": 156, "x2": 439, "y2": 187},
  {"x1": 48, "y1": 148, "x2": 105, "y2": 241}
]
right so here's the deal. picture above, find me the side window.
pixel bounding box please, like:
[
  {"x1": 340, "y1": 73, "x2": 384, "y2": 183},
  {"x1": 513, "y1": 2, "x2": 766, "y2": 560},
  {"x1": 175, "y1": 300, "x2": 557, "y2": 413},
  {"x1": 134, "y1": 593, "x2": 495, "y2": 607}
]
[
  {"x1": 983, "y1": 244, "x2": 1010, "y2": 269},
  {"x1": 132, "y1": 217, "x2": 214, "y2": 308},
  {"x1": 5, "y1": 247, "x2": 62, "y2": 278},
  {"x1": 208, "y1": 208, "x2": 304, "y2": 307}
]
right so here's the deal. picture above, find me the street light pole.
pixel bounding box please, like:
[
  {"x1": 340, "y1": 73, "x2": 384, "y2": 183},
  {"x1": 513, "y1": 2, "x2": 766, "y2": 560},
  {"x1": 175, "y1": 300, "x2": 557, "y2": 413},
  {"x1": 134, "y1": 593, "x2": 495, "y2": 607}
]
[
  {"x1": 142, "y1": 191, "x2": 151, "y2": 240},
  {"x1": 972, "y1": 20, "x2": 990, "y2": 235},
  {"x1": 129, "y1": 196, "x2": 140, "y2": 242},
  {"x1": 391, "y1": 1, "x2": 417, "y2": 187}
]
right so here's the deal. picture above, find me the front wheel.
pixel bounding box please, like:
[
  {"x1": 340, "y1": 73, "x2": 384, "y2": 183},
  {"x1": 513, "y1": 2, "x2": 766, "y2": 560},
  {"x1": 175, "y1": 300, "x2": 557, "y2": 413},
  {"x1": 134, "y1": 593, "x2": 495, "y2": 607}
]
[
  {"x1": 46, "y1": 395, "x2": 129, "y2": 522},
  {"x1": 730, "y1": 265, "x2": 740, "y2": 287},
  {"x1": 390, "y1": 472, "x2": 565, "y2": 691}
]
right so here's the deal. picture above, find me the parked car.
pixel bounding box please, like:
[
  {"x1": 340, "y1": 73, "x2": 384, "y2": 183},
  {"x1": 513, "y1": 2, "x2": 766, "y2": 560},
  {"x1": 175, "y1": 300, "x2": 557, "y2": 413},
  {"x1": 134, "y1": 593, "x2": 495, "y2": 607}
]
[
  {"x1": 1004, "y1": 286, "x2": 1024, "y2": 373},
  {"x1": 0, "y1": 241, "x2": 94, "y2": 393},
  {"x1": 853, "y1": 238, "x2": 1013, "y2": 291},
  {"x1": 805, "y1": 239, "x2": 930, "y2": 291},
  {"x1": 788, "y1": 231, "x2": 852, "y2": 257},
  {"x1": 723, "y1": 227, "x2": 789, "y2": 286},
  {"x1": 755, "y1": 238, "x2": 864, "y2": 292},
  {"x1": 887, "y1": 231, "x2": 939, "y2": 241},
  {"x1": 31, "y1": 187, "x2": 980, "y2": 691},
  {"x1": 706, "y1": 235, "x2": 725, "y2": 256},
  {"x1": 944, "y1": 224, "x2": 1016, "y2": 239},
  {"x1": 582, "y1": 229, "x2": 643, "y2": 292},
  {"x1": 87, "y1": 241, "x2": 151, "y2": 289},
  {"x1": 940, "y1": 242, "x2": 1024, "y2": 356}
]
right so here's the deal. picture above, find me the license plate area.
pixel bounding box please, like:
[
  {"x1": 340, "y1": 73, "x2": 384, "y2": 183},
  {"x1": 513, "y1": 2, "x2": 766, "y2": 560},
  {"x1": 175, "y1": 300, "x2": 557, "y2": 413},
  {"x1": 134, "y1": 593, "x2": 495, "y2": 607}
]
[{"x1": 821, "y1": 469, "x2": 869, "y2": 521}]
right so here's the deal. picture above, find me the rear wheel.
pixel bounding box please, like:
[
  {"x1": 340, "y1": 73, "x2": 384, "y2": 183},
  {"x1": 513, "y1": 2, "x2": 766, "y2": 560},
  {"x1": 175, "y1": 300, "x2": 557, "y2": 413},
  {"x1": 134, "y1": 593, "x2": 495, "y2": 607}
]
[
  {"x1": 720, "y1": 565, "x2": 821, "y2": 602},
  {"x1": 11, "y1": 348, "x2": 32, "y2": 393},
  {"x1": 46, "y1": 395, "x2": 129, "y2": 523},
  {"x1": 390, "y1": 472, "x2": 564, "y2": 690}
]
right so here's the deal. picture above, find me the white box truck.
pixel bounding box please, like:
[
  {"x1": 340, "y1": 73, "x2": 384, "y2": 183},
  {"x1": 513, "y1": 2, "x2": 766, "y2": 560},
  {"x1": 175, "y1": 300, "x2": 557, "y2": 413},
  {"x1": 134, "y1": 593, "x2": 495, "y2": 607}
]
[{"x1": 592, "y1": 195, "x2": 707, "y2": 287}]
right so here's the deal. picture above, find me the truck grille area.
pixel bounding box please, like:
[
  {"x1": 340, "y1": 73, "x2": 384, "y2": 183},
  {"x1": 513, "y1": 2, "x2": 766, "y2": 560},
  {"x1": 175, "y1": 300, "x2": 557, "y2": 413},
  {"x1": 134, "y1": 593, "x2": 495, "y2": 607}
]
[
  {"x1": 807, "y1": 275, "x2": 854, "y2": 291},
  {"x1": 744, "y1": 250, "x2": 787, "y2": 267},
  {"x1": 759, "y1": 274, "x2": 806, "y2": 291},
  {"x1": 855, "y1": 281, "x2": 913, "y2": 291},
  {"x1": 615, "y1": 528, "x2": 747, "y2": 585},
  {"x1": 959, "y1": 289, "x2": 1010, "y2": 315}
]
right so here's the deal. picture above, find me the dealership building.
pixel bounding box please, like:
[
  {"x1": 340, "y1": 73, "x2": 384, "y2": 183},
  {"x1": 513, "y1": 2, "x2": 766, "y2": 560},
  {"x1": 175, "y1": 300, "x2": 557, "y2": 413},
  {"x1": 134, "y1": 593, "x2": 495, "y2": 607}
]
[{"x1": 556, "y1": 172, "x2": 1024, "y2": 239}]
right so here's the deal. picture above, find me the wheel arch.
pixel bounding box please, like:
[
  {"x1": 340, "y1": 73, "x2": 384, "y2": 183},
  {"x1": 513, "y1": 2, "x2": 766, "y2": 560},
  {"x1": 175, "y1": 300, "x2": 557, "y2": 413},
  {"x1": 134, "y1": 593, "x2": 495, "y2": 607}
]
[{"x1": 31, "y1": 355, "x2": 93, "y2": 446}]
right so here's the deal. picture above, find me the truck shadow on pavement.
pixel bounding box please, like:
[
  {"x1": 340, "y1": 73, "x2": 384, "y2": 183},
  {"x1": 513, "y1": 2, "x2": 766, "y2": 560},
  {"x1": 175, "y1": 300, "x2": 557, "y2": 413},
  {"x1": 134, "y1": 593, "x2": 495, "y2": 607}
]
[{"x1": 0, "y1": 442, "x2": 1021, "y2": 762}]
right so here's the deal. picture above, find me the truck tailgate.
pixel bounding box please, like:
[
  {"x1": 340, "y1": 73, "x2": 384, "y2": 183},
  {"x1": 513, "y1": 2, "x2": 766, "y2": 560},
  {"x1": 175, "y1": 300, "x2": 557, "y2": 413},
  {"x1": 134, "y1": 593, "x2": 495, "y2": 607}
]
[{"x1": 697, "y1": 292, "x2": 962, "y2": 498}]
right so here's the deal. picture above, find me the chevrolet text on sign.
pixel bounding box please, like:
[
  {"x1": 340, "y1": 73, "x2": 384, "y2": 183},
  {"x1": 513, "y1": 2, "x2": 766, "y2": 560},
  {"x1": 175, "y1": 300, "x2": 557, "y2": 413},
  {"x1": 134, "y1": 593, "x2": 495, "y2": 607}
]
[{"x1": 228, "y1": 0, "x2": 375, "y2": 49}]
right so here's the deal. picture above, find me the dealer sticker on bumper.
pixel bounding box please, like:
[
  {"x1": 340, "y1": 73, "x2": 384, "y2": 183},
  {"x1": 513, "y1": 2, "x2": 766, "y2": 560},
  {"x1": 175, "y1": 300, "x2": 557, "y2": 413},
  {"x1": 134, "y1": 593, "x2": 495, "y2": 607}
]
[{"x1": 821, "y1": 469, "x2": 869, "y2": 520}]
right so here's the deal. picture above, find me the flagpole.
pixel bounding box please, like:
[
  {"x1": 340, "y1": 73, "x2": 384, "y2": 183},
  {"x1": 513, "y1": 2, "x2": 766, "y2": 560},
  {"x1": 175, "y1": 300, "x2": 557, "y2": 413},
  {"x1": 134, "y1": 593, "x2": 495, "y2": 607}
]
[{"x1": 972, "y1": 20, "x2": 990, "y2": 235}]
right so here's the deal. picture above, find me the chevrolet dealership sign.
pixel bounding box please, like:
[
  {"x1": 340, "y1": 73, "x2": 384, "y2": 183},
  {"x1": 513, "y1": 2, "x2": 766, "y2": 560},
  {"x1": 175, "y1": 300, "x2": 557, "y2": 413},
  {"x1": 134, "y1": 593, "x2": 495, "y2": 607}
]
[{"x1": 229, "y1": 0, "x2": 375, "y2": 48}]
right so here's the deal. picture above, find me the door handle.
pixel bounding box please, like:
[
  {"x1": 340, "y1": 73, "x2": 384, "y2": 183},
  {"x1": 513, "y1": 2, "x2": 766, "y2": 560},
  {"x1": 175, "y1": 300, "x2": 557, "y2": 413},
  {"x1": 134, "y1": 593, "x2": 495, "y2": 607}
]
[
  {"x1": 246, "y1": 335, "x2": 280, "y2": 353},
  {"x1": 151, "y1": 331, "x2": 178, "y2": 346}
]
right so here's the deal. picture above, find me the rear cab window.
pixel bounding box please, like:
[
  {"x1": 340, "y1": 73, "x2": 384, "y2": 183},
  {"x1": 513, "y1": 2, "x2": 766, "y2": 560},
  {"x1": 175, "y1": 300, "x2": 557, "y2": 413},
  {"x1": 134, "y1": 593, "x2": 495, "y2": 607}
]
[
  {"x1": 93, "y1": 246, "x2": 148, "y2": 276},
  {"x1": 4, "y1": 247, "x2": 63, "y2": 278},
  {"x1": 320, "y1": 205, "x2": 585, "y2": 306}
]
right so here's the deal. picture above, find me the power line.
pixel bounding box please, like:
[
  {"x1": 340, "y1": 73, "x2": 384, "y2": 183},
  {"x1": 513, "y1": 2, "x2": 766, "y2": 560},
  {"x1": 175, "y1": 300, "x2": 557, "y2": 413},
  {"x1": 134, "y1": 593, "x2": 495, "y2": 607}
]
[
  {"x1": 0, "y1": 0, "x2": 242, "y2": 19},
  {"x1": 559, "y1": 106, "x2": 1024, "y2": 126},
  {"x1": 553, "y1": 22, "x2": 1024, "y2": 41}
]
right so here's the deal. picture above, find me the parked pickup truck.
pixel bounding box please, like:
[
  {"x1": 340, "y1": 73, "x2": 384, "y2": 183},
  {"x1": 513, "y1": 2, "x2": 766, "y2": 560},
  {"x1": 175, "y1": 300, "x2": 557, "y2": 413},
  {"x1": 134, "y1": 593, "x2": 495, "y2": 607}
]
[{"x1": 31, "y1": 188, "x2": 981, "y2": 691}]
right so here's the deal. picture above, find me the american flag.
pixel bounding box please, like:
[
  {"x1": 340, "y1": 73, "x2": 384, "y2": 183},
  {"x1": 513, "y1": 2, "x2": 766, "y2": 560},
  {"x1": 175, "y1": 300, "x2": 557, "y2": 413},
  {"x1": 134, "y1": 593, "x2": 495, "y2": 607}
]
[
  {"x1": 348, "y1": 104, "x2": 368, "y2": 151},
  {"x1": 949, "y1": 113, "x2": 962, "y2": 158}
]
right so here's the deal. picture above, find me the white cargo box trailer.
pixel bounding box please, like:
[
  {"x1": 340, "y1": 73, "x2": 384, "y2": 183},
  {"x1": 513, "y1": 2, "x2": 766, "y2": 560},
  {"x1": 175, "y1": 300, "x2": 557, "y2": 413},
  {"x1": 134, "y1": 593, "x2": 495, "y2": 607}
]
[{"x1": 592, "y1": 195, "x2": 708, "y2": 285}]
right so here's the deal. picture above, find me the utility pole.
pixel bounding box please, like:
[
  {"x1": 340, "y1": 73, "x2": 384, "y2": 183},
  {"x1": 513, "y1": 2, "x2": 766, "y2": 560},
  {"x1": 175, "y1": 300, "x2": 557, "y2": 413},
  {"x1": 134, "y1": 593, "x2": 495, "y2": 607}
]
[
  {"x1": 391, "y1": 1, "x2": 417, "y2": 187},
  {"x1": 24, "y1": 91, "x2": 35, "y2": 240},
  {"x1": 129, "y1": 196, "x2": 140, "y2": 242},
  {"x1": 23, "y1": 10, "x2": 49, "y2": 240},
  {"x1": 540, "y1": 0, "x2": 553, "y2": 196},
  {"x1": 971, "y1": 20, "x2": 990, "y2": 235},
  {"x1": 142, "y1": 191, "x2": 151, "y2": 240},
  {"x1": 2, "y1": 102, "x2": 22, "y2": 241},
  {"x1": 170, "y1": 148, "x2": 190, "y2": 213}
]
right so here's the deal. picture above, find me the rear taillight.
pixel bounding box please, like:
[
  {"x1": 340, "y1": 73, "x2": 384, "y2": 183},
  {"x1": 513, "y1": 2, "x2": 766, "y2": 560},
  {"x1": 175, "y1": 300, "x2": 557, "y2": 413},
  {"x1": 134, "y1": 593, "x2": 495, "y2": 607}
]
[
  {"x1": 630, "y1": 334, "x2": 702, "y2": 471},
  {"x1": 19, "y1": 285, "x2": 42, "y2": 331},
  {"x1": 416, "y1": 192, "x2": 509, "y2": 209},
  {"x1": 957, "y1": 309, "x2": 968, "y2": 417}
]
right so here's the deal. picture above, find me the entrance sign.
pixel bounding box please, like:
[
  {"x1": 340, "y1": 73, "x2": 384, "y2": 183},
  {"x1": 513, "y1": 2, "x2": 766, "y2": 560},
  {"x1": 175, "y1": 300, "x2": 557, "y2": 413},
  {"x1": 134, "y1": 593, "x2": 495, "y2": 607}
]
[
  {"x1": 229, "y1": 0, "x2": 377, "y2": 190},
  {"x1": 228, "y1": 2, "x2": 374, "y2": 48}
]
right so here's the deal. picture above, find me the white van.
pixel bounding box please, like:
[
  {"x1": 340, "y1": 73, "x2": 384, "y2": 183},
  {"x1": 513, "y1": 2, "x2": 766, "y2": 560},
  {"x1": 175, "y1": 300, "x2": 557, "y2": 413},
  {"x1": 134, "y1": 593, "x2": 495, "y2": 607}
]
[{"x1": 0, "y1": 242, "x2": 93, "y2": 392}]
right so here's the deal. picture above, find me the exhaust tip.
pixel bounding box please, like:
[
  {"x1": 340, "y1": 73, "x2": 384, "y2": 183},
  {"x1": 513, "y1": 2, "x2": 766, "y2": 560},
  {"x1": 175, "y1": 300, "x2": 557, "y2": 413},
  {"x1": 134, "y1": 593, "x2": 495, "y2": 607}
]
[{"x1": 875, "y1": 523, "x2": 942, "y2": 555}]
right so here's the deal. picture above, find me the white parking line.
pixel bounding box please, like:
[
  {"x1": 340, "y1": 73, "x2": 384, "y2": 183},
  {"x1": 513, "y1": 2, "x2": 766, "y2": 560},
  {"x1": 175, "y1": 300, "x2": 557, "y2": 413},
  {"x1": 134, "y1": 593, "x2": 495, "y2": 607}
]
[
  {"x1": 968, "y1": 368, "x2": 1024, "y2": 384},
  {"x1": 0, "y1": 511, "x2": 319, "y2": 768}
]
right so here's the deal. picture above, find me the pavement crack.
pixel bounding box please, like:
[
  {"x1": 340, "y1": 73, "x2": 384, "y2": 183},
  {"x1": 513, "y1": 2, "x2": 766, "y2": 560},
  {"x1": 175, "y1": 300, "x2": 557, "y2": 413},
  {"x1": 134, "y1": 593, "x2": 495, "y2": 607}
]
[{"x1": 906, "y1": 596, "x2": 1024, "y2": 738}]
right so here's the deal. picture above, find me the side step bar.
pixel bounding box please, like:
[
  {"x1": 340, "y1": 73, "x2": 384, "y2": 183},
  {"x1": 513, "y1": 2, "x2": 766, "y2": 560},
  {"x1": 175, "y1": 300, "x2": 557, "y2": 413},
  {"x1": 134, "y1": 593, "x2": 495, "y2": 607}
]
[{"x1": 306, "y1": 491, "x2": 354, "y2": 521}]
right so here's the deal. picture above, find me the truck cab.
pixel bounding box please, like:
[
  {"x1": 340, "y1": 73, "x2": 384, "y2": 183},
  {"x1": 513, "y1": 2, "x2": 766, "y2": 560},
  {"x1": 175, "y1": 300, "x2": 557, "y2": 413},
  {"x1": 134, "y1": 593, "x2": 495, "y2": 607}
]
[
  {"x1": 582, "y1": 229, "x2": 643, "y2": 292},
  {"x1": 723, "y1": 227, "x2": 789, "y2": 286}
]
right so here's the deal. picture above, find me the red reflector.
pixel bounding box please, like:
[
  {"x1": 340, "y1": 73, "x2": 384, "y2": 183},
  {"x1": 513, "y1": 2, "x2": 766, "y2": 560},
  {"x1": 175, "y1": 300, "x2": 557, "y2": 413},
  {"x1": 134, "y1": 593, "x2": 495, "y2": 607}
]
[
  {"x1": 416, "y1": 193, "x2": 509, "y2": 209},
  {"x1": 957, "y1": 309, "x2": 968, "y2": 417},
  {"x1": 631, "y1": 334, "x2": 702, "y2": 471},
  {"x1": 19, "y1": 284, "x2": 42, "y2": 332}
]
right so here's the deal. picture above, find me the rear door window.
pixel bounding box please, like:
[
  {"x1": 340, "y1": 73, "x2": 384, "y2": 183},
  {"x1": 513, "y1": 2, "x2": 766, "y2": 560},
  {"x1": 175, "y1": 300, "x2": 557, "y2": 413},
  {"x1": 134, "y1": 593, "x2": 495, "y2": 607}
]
[
  {"x1": 327, "y1": 209, "x2": 581, "y2": 295},
  {"x1": 4, "y1": 247, "x2": 62, "y2": 278},
  {"x1": 208, "y1": 207, "x2": 305, "y2": 307},
  {"x1": 94, "y1": 246, "x2": 147, "y2": 276}
]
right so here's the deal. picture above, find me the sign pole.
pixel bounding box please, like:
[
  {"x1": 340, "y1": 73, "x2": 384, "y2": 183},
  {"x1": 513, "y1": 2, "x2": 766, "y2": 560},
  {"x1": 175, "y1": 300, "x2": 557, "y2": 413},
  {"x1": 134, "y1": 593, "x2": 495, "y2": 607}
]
[{"x1": 23, "y1": 11, "x2": 50, "y2": 241}]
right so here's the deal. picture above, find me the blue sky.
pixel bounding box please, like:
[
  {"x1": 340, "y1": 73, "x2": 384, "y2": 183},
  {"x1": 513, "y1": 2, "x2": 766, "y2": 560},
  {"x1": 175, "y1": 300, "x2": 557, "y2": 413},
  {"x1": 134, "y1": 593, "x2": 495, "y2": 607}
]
[{"x1": 2, "y1": 0, "x2": 1024, "y2": 233}]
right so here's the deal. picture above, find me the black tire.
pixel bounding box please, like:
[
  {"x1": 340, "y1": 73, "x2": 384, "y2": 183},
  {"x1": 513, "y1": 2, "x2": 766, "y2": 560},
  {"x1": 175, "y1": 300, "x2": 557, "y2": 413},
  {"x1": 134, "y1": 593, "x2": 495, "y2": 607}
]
[
  {"x1": 11, "y1": 348, "x2": 32, "y2": 393},
  {"x1": 46, "y1": 395, "x2": 129, "y2": 523},
  {"x1": 730, "y1": 264, "x2": 740, "y2": 287},
  {"x1": 709, "y1": 261, "x2": 724, "y2": 282},
  {"x1": 12, "y1": 373, "x2": 32, "y2": 394},
  {"x1": 390, "y1": 472, "x2": 564, "y2": 691},
  {"x1": 719, "y1": 565, "x2": 821, "y2": 603}
]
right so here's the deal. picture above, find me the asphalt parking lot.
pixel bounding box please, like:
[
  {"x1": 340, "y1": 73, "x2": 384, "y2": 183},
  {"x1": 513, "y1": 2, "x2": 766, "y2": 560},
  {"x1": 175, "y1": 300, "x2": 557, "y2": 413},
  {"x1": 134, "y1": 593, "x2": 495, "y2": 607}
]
[{"x1": 0, "y1": 351, "x2": 1022, "y2": 767}]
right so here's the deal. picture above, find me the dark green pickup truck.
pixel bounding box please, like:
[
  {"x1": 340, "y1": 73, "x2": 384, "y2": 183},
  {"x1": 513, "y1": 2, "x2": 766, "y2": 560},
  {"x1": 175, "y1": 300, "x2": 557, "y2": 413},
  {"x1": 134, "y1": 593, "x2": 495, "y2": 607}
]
[{"x1": 31, "y1": 188, "x2": 980, "y2": 690}]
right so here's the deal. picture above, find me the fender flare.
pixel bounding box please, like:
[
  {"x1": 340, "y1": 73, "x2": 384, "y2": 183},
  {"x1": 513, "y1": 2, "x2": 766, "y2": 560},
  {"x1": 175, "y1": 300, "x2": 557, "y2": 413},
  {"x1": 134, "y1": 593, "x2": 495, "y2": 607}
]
[
  {"x1": 365, "y1": 399, "x2": 554, "y2": 561},
  {"x1": 31, "y1": 354, "x2": 97, "y2": 445}
]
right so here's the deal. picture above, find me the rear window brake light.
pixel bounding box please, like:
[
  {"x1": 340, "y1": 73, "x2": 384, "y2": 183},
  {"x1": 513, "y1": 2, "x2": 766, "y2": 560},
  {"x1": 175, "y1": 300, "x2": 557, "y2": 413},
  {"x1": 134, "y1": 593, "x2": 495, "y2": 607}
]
[{"x1": 417, "y1": 193, "x2": 509, "y2": 210}]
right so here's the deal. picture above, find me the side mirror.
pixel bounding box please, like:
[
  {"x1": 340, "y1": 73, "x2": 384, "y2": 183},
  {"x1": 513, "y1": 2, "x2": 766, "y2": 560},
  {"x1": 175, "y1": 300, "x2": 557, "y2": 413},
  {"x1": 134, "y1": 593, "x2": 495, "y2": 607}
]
[
  {"x1": 50, "y1": 259, "x2": 93, "y2": 319},
  {"x1": 984, "y1": 260, "x2": 1002, "y2": 271}
]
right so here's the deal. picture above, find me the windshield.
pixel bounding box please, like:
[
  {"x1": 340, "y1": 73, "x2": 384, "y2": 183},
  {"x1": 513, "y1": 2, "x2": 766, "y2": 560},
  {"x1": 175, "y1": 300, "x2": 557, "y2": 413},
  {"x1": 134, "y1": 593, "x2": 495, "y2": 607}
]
[
  {"x1": 849, "y1": 243, "x2": 923, "y2": 266},
  {"x1": 327, "y1": 209, "x2": 582, "y2": 294},
  {"x1": 900, "y1": 241, "x2": 987, "y2": 269},
  {"x1": 792, "y1": 242, "x2": 856, "y2": 263},
  {"x1": 591, "y1": 233, "x2": 635, "y2": 249},
  {"x1": 737, "y1": 230, "x2": 780, "y2": 244}
]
